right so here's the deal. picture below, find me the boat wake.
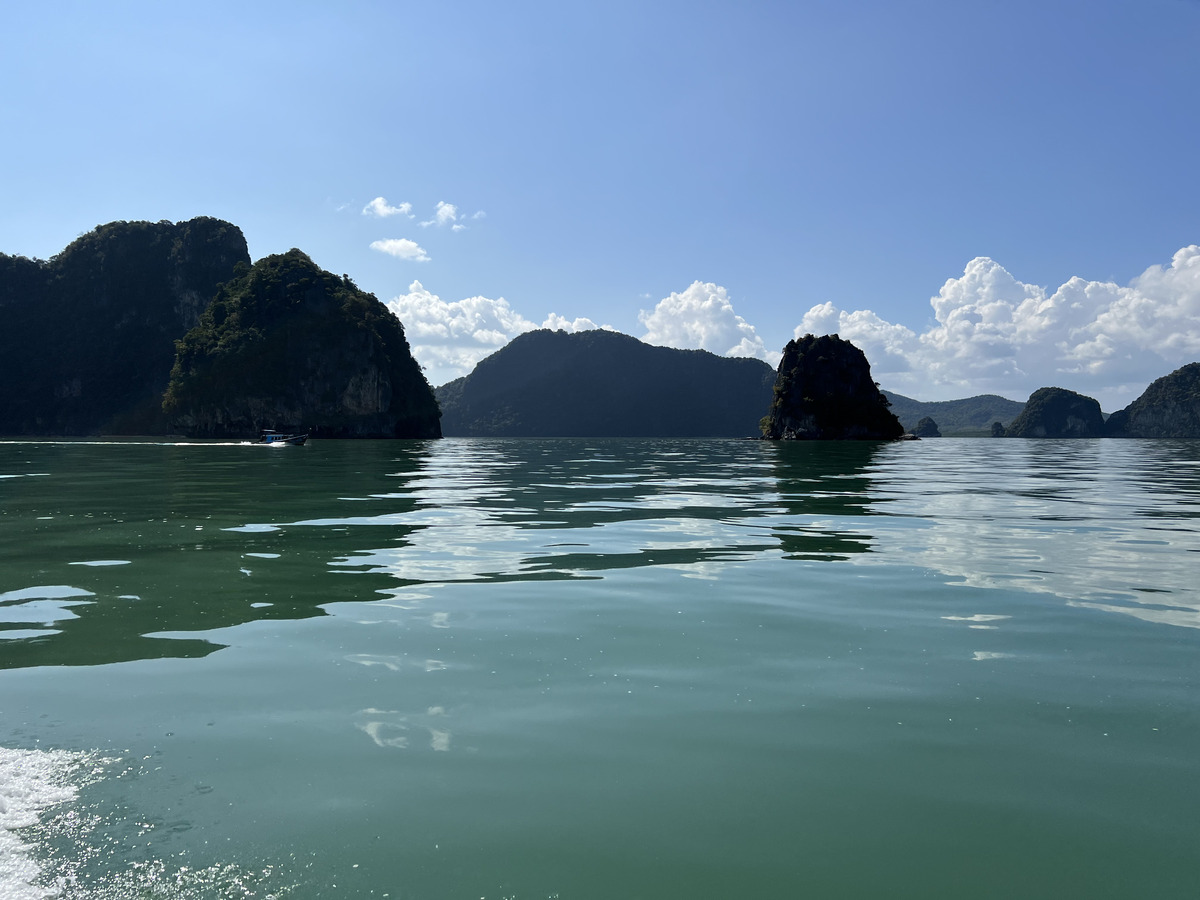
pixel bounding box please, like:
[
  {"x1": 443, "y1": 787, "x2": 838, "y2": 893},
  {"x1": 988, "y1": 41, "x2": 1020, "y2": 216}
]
[
  {"x1": 0, "y1": 747, "x2": 291, "y2": 899},
  {"x1": 0, "y1": 747, "x2": 105, "y2": 899}
]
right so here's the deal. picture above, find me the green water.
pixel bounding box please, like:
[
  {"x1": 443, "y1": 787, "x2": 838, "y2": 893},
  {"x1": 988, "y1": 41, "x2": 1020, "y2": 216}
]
[{"x1": 1, "y1": 437, "x2": 1198, "y2": 898}]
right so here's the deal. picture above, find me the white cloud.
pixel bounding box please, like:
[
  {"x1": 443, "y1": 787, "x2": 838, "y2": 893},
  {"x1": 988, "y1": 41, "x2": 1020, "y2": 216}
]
[
  {"x1": 369, "y1": 238, "x2": 430, "y2": 262},
  {"x1": 638, "y1": 281, "x2": 775, "y2": 362},
  {"x1": 385, "y1": 282, "x2": 602, "y2": 385},
  {"x1": 542, "y1": 313, "x2": 601, "y2": 333},
  {"x1": 363, "y1": 197, "x2": 413, "y2": 218},
  {"x1": 421, "y1": 201, "x2": 459, "y2": 228},
  {"x1": 797, "y1": 246, "x2": 1200, "y2": 410}
]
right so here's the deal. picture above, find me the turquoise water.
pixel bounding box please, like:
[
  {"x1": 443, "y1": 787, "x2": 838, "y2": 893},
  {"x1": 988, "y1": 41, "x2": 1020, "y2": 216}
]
[{"x1": 1, "y1": 437, "x2": 1198, "y2": 898}]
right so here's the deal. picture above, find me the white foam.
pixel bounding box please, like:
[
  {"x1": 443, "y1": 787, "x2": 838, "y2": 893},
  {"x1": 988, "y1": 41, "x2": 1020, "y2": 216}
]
[{"x1": 0, "y1": 747, "x2": 97, "y2": 900}]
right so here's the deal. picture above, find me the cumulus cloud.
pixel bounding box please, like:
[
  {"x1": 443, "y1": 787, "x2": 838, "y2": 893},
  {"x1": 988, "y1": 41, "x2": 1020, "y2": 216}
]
[
  {"x1": 421, "y1": 201, "x2": 459, "y2": 228},
  {"x1": 363, "y1": 197, "x2": 412, "y2": 218},
  {"x1": 369, "y1": 238, "x2": 430, "y2": 262},
  {"x1": 797, "y1": 246, "x2": 1200, "y2": 410},
  {"x1": 543, "y1": 313, "x2": 601, "y2": 332},
  {"x1": 416, "y1": 200, "x2": 483, "y2": 231},
  {"x1": 385, "y1": 281, "x2": 600, "y2": 386},
  {"x1": 638, "y1": 281, "x2": 774, "y2": 362}
]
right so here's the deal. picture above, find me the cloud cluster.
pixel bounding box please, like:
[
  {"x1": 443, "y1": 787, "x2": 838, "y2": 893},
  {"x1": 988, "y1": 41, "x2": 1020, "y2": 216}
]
[
  {"x1": 366, "y1": 199, "x2": 485, "y2": 261},
  {"x1": 796, "y1": 246, "x2": 1200, "y2": 409},
  {"x1": 385, "y1": 281, "x2": 600, "y2": 386},
  {"x1": 638, "y1": 281, "x2": 774, "y2": 361},
  {"x1": 378, "y1": 244, "x2": 1200, "y2": 408}
]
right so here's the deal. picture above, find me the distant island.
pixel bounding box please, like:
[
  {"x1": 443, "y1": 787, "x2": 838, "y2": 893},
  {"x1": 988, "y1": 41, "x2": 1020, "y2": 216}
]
[
  {"x1": 882, "y1": 392, "x2": 1025, "y2": 436},
  {"x1": 760, "y1": 333, "x2": 902, "y2": 440},
  {"x1": 1104, "y1": 363, "x2": 1200, "y2": 438},
  {"x1": 436, "y1": 328, "x2": 775, "y2": 437},
  {"x1": 1003, "y1": 387, "x2": 1106, "y2": 438},
  {"x1": 4, "y1": 217, "x2": 1199, "y2": 441}
]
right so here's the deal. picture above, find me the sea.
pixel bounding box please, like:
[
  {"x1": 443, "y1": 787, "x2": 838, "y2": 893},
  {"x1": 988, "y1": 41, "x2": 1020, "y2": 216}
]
[{"x1": 1, "y1": 436, "x2": 1198, "y2": 899}]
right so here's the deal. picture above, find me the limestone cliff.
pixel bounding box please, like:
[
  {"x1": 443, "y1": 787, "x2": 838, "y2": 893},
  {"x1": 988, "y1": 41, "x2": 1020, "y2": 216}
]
[
  {"x1": 761, "y1": 334, "x2": 903, "y2": 440},
  {"x1": 0, "y1": 217, "x2": 249, "y2": 434},
  {"x1": 164, "y1": 250, "x2": 441, "y2": 438},
  {"x1": 1004, "y1": 387, "x2": 1105, "y2": 438},
  {"x1": 1105, "y1": 363, "x2": 1200, "y2": 437}
]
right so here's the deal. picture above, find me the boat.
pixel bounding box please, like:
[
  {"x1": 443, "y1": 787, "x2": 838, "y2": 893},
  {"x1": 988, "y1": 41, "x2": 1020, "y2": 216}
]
[{"x1": 257, "y1": 430, "x2": 309, "y2": 445}]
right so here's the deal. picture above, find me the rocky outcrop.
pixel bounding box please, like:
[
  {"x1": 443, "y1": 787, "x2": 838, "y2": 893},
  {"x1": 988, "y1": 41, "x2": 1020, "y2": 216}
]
[
  {"x1": 761, "y1": 334, "x2": 903, "y2": 440},
  {"x1": 0, "y1": 217, "x2": 250, "y2": 434},
  {"x1": 1004, "y1": 387, "x2": 1105, "y2": 438},
  {"x1": 1105, "y1": 363, "x2": 1200, "y2": 437},
  {"x1": 911, "y1": 416, "x2": 941, "y2": 437},
  {"x1": 435, "y1": 329, "x2": 775, "y2": 437},
  {"x1": 163, "y1": 250, "x2": 441, "y2": 438}
]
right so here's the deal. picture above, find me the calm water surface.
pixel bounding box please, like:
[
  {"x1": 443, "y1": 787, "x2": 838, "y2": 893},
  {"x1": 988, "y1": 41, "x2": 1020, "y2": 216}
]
[{"x1": 1, "y1": 437, "x2": 1198, "y2": 898}]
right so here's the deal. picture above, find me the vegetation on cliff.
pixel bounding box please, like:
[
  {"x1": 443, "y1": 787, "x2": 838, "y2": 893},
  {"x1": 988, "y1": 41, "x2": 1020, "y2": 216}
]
[
  {"x1": 1004, "y1": 387, "x2": 1105, "y2": 437},
  {"x1": 1105, "y1": 363, "x2": 1200, "y2": 437},
  {"x1": 0, "y1": 218, "x2": 249, "y2": 434},
  {"x1": 761, "y1": 334, "x2": 903, "y2": 440},
  {"x1": 435, "y1": 329, "x2": 775, "y2": 437},
  {"x1": 164, "y1": 250, "x2": 440, "y2": 438}
]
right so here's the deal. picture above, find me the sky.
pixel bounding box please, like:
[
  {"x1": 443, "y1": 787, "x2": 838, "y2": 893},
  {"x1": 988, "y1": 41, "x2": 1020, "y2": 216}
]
[{"x1": 2, "y1": 0, "x2": 1198, "y2": 410}]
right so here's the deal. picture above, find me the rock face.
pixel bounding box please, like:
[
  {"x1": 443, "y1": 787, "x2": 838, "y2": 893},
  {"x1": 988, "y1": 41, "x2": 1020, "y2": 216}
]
[
  {"x1": 912, "y1": 416, "x2": 941, "y2": 437},
  {"x1": 1004, "y1": 387, "x2": 1105, "y2": 437},
  {"x1": 0, "y1": 218, "x2": 250, "y2": 434},
  {"x1": 1105, "y1": 363, "x2": 1200, "y2": 437},
  {"x1": 761, "y1": 334, "x2": 903, "y2": 440},
  {"x1": 435, "y1": 329, "x2": 775, "y2": 437},
  {"x1": 1099, "y1": 364, "x2": 1200, "y2": 439},
  {"x1": 163, "y1": 250, "x2": 441, "y2": 439}
]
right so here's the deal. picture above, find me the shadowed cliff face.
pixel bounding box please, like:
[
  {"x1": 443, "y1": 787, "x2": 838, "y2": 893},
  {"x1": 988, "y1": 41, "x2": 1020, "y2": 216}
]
[
  {"x1": 1005, "y1": 387, "x2": 1105, "y2": 438},
  {"x1": 163, "y1": 250, "x2": 441, "y2": 439},
  {"x1": 762, "y1": 334, "x2": 903, "y2": 440},
  {"x1": 0, "y1": 217, "x2": 250, "y2": 435},
  {"x1": 1106, "y1": 363, "x2": 1200, "y2": 438}
]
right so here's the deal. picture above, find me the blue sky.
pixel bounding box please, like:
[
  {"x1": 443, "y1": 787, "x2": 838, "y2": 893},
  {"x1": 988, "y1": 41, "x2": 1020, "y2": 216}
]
[{"x1": 3, "y1": 0, "x2": 1198, "y2": 408}]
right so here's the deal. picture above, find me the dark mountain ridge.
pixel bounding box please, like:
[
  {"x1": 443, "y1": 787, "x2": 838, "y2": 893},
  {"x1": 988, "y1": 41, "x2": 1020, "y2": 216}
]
[
  {"x1": 435, "y1": 329, "x2": 775, "y2": 437},
  {"x1": 881, "y1": 391, "x2": 1025, "y2": 435}
]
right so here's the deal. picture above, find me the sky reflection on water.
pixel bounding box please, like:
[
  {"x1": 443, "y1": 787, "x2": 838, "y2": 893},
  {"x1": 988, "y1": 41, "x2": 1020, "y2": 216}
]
[{"x1": 2, "y1": 436, "x2": 1200, "y2": 670}]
